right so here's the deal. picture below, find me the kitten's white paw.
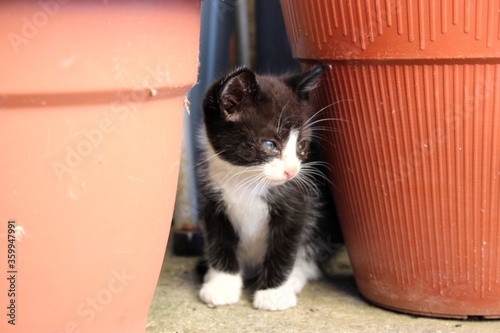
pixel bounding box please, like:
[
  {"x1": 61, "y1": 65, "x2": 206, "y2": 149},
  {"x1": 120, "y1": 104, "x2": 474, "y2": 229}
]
[
  {"x1": 199, "y1": 269, "x2": 242, "y2": 306},
  {"x1": 253, "y1": 285, "x2": 297, "y2": 311},
  {"x1": 290, "y1": 259, "x2": 320, "y2": 294}
]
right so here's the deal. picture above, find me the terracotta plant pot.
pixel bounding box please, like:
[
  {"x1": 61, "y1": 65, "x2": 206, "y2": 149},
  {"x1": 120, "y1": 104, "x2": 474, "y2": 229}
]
[
  {"x1": 0, "y1": 1, "x2": 200, "y2": 332},
  {"x1": 281, "y1": 0, "x2": 500, "y2": 318}
]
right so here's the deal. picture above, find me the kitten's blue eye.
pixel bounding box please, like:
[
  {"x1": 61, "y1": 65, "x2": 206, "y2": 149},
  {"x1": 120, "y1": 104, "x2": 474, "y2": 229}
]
[{"x1": 262, "y1": 140, "x2": 278, "y2": 153}]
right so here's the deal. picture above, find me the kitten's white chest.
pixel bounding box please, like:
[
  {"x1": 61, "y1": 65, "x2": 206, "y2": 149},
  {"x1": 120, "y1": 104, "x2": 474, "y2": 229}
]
[
  {"x1": 224, "y1": 188, "x2": 269, "y2": 273},
  {"x1": 208, "y1": 153, "x2": 269, "y2": 272}
]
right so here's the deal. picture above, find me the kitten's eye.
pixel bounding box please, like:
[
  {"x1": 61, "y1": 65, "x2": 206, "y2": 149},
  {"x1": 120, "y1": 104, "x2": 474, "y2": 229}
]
[
  {"x1": 297, "y1": 140, "x2": 309, "y2": 157},
  {"x1": 262, "y1": 140, "x2": 278, "y2": 153},
  {"x1": 297, "y1": 140, "x2": 309, "y2": 151}
]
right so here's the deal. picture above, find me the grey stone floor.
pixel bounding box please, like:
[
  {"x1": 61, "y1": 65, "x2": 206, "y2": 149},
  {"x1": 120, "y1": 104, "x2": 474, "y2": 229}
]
[{"x1": 146, "y1": 248, "x2": 500, "y2": 333}]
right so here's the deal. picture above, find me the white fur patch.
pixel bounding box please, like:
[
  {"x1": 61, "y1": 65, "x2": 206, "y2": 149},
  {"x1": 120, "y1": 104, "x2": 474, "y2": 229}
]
[
  {"x1": 282, "y1": 129, "x2": 300, "y2": 162},
  {"x1": 263, "y1": 129, "x2": 301, "y2": 183},
  {"x1": 199, "y1": 268, "x2": 243, "y2": 306},
  {"x1": 253, "y1": 283, "x2": 297, "y2": 311}
]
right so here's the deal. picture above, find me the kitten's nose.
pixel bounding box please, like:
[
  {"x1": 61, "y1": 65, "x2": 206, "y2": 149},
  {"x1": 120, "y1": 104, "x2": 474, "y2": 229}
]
[{"x1": 284, "y1": 167, "x2": 297, "y2": 179}]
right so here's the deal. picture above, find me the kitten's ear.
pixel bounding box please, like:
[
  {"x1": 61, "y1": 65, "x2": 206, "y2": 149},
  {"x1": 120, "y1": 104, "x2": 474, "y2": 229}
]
[
  {"x1": 284, "y1": 64, "x2": 325, "y2": 100},
  {"x1": 219, "y1": 67, "x2": 258, "y2": 120}
]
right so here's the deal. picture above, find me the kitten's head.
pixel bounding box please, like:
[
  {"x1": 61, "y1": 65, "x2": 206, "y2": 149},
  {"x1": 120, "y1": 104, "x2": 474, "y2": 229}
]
[{"x1": 202, "y1": 65, "x2": 324, "y2": 186}]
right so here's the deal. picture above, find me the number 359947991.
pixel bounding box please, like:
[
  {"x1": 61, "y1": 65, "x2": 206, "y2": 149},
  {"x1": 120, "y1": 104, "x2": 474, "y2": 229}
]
[{"x1": 7, "y1": 221, "x2": 16, "y2": 270}]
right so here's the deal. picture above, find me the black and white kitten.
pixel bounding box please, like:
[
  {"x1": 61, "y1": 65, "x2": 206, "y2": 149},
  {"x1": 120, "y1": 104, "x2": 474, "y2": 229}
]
[{"x1": 197, "y1": 64, "x2": 338, "y2": 311}]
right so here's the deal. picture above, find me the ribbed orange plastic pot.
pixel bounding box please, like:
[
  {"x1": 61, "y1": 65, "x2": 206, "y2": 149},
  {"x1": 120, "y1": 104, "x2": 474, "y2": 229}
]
[
  {"x1": 0, "y1": 1, "x2": 199, "y2": 332},
  {"x1": 281, "y1": 0, "x2": 500, "y2": 318}
]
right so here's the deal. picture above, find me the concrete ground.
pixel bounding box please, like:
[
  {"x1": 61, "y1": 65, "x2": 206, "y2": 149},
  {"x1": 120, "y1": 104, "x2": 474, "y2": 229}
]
[{"x1": 146, "y1": 247, "x2": 500, "y2": 333}]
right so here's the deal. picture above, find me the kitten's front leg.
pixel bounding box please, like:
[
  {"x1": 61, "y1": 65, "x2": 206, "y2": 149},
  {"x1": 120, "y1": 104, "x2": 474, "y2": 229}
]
[
  {"x1": 200, "y1": 268, "x2": 243, "y2": 306},
  {"x1": 199, "y1": 201, "x2": 242, "y2": 306},
  {"x1": 253, "y1": 212, "x2": 302, "y2": 311}
]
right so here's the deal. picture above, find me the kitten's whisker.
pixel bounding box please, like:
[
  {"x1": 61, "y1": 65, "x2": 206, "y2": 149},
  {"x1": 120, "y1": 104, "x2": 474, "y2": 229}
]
[
  {"x1": 293, "y1": 174, "x2": 318, "y2": 198},
  {"x1": 300, "y1": 166, "x2": 341, "y2": 192},
  {"x1": 230, "y1": 168, "x2": 268, "y2": 203},
  {"x1": 277, "y1": 101, "x2": 289, "y2": 135},
  {"x1": 218, "y1": 169, "x2": 244, "y2": 187},
  {"x1": 291, "y1": 169, "x2": 315, "y2": 196},
  {"x1": 314, "y1": 126, "x2": 343, "y2": 133},
  {"x1": 248, "y1": 177, "x2": 270, "y2": 208},
  {"x1": 196, "y1": 150, "x2": 225, "y2": 167},
  {"x1": 223, "y1": 167, "x2": 261, "y2": 183},
  {"x1": 310, "y1": 133, "x2": 331, "y2": 142},
  {"x1": 305, "y1": 103, "x2": 336, "y2": 127},
  {"x1": 230, "y1": 171, "x2": 265, "y2": 198},
  {"x1": 313, "y1": 126, "x2": 345, "y2": 134},
  {"x1": 303, "y1": 99, "x2": 353, "y2": 128},
  {"x1": 235, "y1": 173, "x2": 264, "y2": 193},
  {"x1": 309, "y1": 124, "x2": 346, "y2": 143},
  {"x1": 301, "y1": 165, "x2": 334, "y2": 180},
  {"x1": 302, "y1": 117, "x2": 350, "y2": 133},
  {"x1": 239, "y1": 173, "x2": 268, "y2": 209},
  {"x1": 236, "y1": 177, "x2": 262, "y2": 206},
  {"x1": 219, "y1": 166, "x2": 262, "y2": 186},
  {"x1": 304, "y1": 161, "x2": 335, "y2": 173}
]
